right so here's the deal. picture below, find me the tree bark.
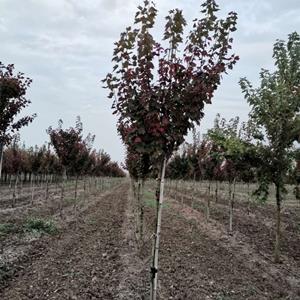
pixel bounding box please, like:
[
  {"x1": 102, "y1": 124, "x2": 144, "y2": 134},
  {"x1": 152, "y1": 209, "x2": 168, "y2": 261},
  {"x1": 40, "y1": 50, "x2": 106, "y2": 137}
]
[
  {"x1": 191, "y1": 173, "x2": 196, "y2": 208},
  {"x1": 83, "y1": 176, "x2": 87, "y2": 201},
  {"x1": 229, "y1": 178, "x2": 236, "y2": 233},
  {"x1": 0, "y1": 142, "x2": 3, "y2": 181},
  {"x1": 60, "y1": 168, "x2": 66, "y2": 216},
  {"x1": 215, "y1": 180, "x2": 219, "y2": 203},
  {"x1": 138, "y1": 179, "x2": 145, "y2": 242},
  {"x1": 274, "y1": 183, "x2": 281, "y2": 263},
  {"x1": 228, "y1": 181, "x2": 232, "y2": 233},
  {"x1": 31, "y1": 174, "x2": 35, "y2": 205},
  {"x1": 74, "y1": 175, "x2": 79, "y2": 201},
  {"x1": 206, "y1": 181, "x2": 211, "y2": 221},
  {"x1": 247, "y1": 182, "x2": 251, "y2": 215},
  {"x1": 45, "y1": 174, "x2": 49, "y2": 201},
  {"x1": 12, "y1": 175, "x2": 18, "y2": 208},
  {"x1": 150, "y1": 157, "x2": 167, "y2": 300}
]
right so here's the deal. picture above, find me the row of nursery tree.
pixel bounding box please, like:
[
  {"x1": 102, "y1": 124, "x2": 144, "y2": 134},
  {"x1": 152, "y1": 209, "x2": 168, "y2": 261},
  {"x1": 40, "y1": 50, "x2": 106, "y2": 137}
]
[
  {"x1": 167, "y1": 117, "x2": 300, "y2": 187},
  {"x1": 103, "y1": 0, "x2": 299, "y2": 298},
  {"x1": 0, "y1": 62, "x2": 124, "y2": 182},
  {"x1": 0, "y1": 118, "x2": 125, "y2": 183}
]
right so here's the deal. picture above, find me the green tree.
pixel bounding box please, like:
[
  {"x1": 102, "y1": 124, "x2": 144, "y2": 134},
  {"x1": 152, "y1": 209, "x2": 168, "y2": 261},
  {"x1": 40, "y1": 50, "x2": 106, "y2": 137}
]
[
  {"x1": 240, "y1": 32, "x2": 300, "y2": 262},
  {"x1": 206, "y1": 114, "x2": 257, "y2": 231}
]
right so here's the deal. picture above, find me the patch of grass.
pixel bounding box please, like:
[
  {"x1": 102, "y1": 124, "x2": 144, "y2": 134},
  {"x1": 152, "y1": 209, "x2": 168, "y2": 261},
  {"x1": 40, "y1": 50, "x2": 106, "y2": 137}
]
[
  {"x1": 143, "y1": 190, "x2": 154, "y2": 201},
  {"x1": 144, "y1": 198, "x2": 157, "y2": 208},
  {"x1": 24, "y1": 218, "x2": 58, "y2": 235},
  {"x1": 0, "y1": 223, "x2": 18, "y2": 236}
]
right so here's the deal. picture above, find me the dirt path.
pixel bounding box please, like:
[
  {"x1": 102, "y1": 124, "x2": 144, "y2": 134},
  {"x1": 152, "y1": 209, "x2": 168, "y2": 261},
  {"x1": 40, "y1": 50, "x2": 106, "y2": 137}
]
[
  {"x1": 168, "y1": 188, "x2": 300, "y2": 269},
  {"x1": 141, "y1": 188, "x2": 300, "y2": 300},
  {"x1": 0, "y1": 184, "x2": 131, "y2": 300},
  {"x1": 169, "y1": 199, "x2": 300, "y2": 299}
]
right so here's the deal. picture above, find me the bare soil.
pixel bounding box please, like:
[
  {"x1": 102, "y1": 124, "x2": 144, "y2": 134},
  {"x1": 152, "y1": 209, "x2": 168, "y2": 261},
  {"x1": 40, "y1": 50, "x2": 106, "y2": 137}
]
[{"x1": 0, "y1": 181, "x2": 299, "y2": 299}]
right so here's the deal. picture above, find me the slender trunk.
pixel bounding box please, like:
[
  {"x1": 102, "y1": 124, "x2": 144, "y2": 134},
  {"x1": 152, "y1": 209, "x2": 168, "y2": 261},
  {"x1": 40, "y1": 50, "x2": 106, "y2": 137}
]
[
  {"x1": 94, "y1": 177, "x2": 97, "y2": 193},
  {"x1": 12, "y1": 175, "x2": 18, "y2": 208},
  {"x1": 274, "y1": 184, "x2": 281, "y2": 263},
  {"x1": 60, "y1": 168, "x2": 66, "y2": 216},
  {"x1": 83, "y1": 176, "x2": 87, "y2": 201},
  {"x1": 31, "y1": 174, "x2": 35, "y2": 205},
  {"x1": 55, "y1": 177, "x2": 58, "y2": 193},
  {"x1": 45, "y1": 174, "x2": 49, "y2": 201},
  {"x1": 139, "y1": 180, "x2": 144, "y2": 242},
  {"x1": 191, "y1": 173, "x2": 196, "y2": 209},
  {"x1": 74, "y1": 175, "x2": 79, "y2": 202},
  {"x1": 133, "y1": 180, "x2": 139, "y2": 241},
  {"x1": 131, "y1": 178, "x2": 136, "y2": 200},
  {"x1": 229, "y1": 179, "x2": 236, "y2": 233},
  {"x1": 73, "y1": 176, "x2": 80, "y2": 222},
  {"x1": 18, "y1": 174, "x2": 23, "y2": 199},
  {"x1": 181, "y1": 180, "x2": 184, "y2": 205},
  {"x1": 0, "y1": 142, "x2": 3, "y2": 181},
  {"x1": 215, "y1": 180, "x2": 219, "y2": 203},
  {"x1": 130, "y1": 178, "x2": 138, "y2": 240},
  {"x1": 247, "y1": 182, "x2": 251, "y2": 215},
  {"x1": 206, "y1": 180, "x2": 211, "y2": 221},
  {"x1": 150, "y1": 157, "x2": 167, "y2": 300},
  {"x1": 135, "y1": 179, "x2": 141, "y2": 242},
  {"x1": 8, "y1": 176, "x2": 12, "y2": 198}
]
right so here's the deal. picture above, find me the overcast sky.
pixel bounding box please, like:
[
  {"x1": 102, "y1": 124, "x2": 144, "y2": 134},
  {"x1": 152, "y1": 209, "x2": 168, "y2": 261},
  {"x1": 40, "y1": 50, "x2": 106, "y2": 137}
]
[{"x1": 1, "y1": 0, "x2": 299, "y2": 163}]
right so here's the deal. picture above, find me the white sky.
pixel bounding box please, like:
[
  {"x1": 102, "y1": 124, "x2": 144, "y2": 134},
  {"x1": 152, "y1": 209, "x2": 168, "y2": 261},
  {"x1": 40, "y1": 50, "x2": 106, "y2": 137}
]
[{"x1": 1, "y1": 0, "x2": 299, "y2": 163}]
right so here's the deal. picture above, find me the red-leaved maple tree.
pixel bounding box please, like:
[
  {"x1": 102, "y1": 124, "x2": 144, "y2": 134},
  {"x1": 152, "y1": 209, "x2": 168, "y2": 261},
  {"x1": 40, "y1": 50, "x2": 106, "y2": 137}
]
[
  {"x1": 0, "y1": 62, "x2": 36, "y2": 179},
  {"x1": 103, "y1": 1, "x2": 239, "y2": 298}
]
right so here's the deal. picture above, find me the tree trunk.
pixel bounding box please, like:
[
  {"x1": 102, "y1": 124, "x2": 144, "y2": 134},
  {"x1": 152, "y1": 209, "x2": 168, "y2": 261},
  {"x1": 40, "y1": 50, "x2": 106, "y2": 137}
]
[
  {"x1": 228, "y1": 181, "x2": 232, "y2": 233},
  {"x1": 191, "y1": 173, "x2": 196, "y2": 208},
  {"x1": 274, "y1": 184, "x2": 281, "y2": 263},
  {"x1": 130, "y1": 178, "x2": 136, "y2": 200},
  {"x1": 45, "y1": 174, "x2": 49, "y2": 201},
  {"x1": 247, "y1": 182, "x2": 251, "y2": 215},
  {"x1": 229, "y1": 179, "x2": 236, "y2": 233},
  {"x1": 12, "y1": 175, "x2": 18, "y2": 208},
  {"x1": 83, "y1": 176, "x2": 87, "y2": 201},
  {"x1": 60, "y1": 168, "x2": 66, "y2": 216},
  {"x1": 19, "y1": 173, "x2": 23, "y2": 199},
  {"x1": 206, "y1": 181, "x2": 211, "y2": 221},
  {"x1": 215, "y1": 180, "x2": 219, "y2": 203},
  {"x1": 175, "y1": 180, "x2": 178, "y2": 202},
  {"x1": 0, "y1": 142, "x2": 3, "y2": 181},
  {"x1": 150, "y1": 157, "x2": 167, "y2": 300},
  {"x1": 137, "y1": 179, "x2": 145, "y2": 242},
  {"x1": 74, "y1": 175, "x2": 79, "y2": 202},
  {"x1": 31, "y1": 174, "x2": 35, "y2": 205}
]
